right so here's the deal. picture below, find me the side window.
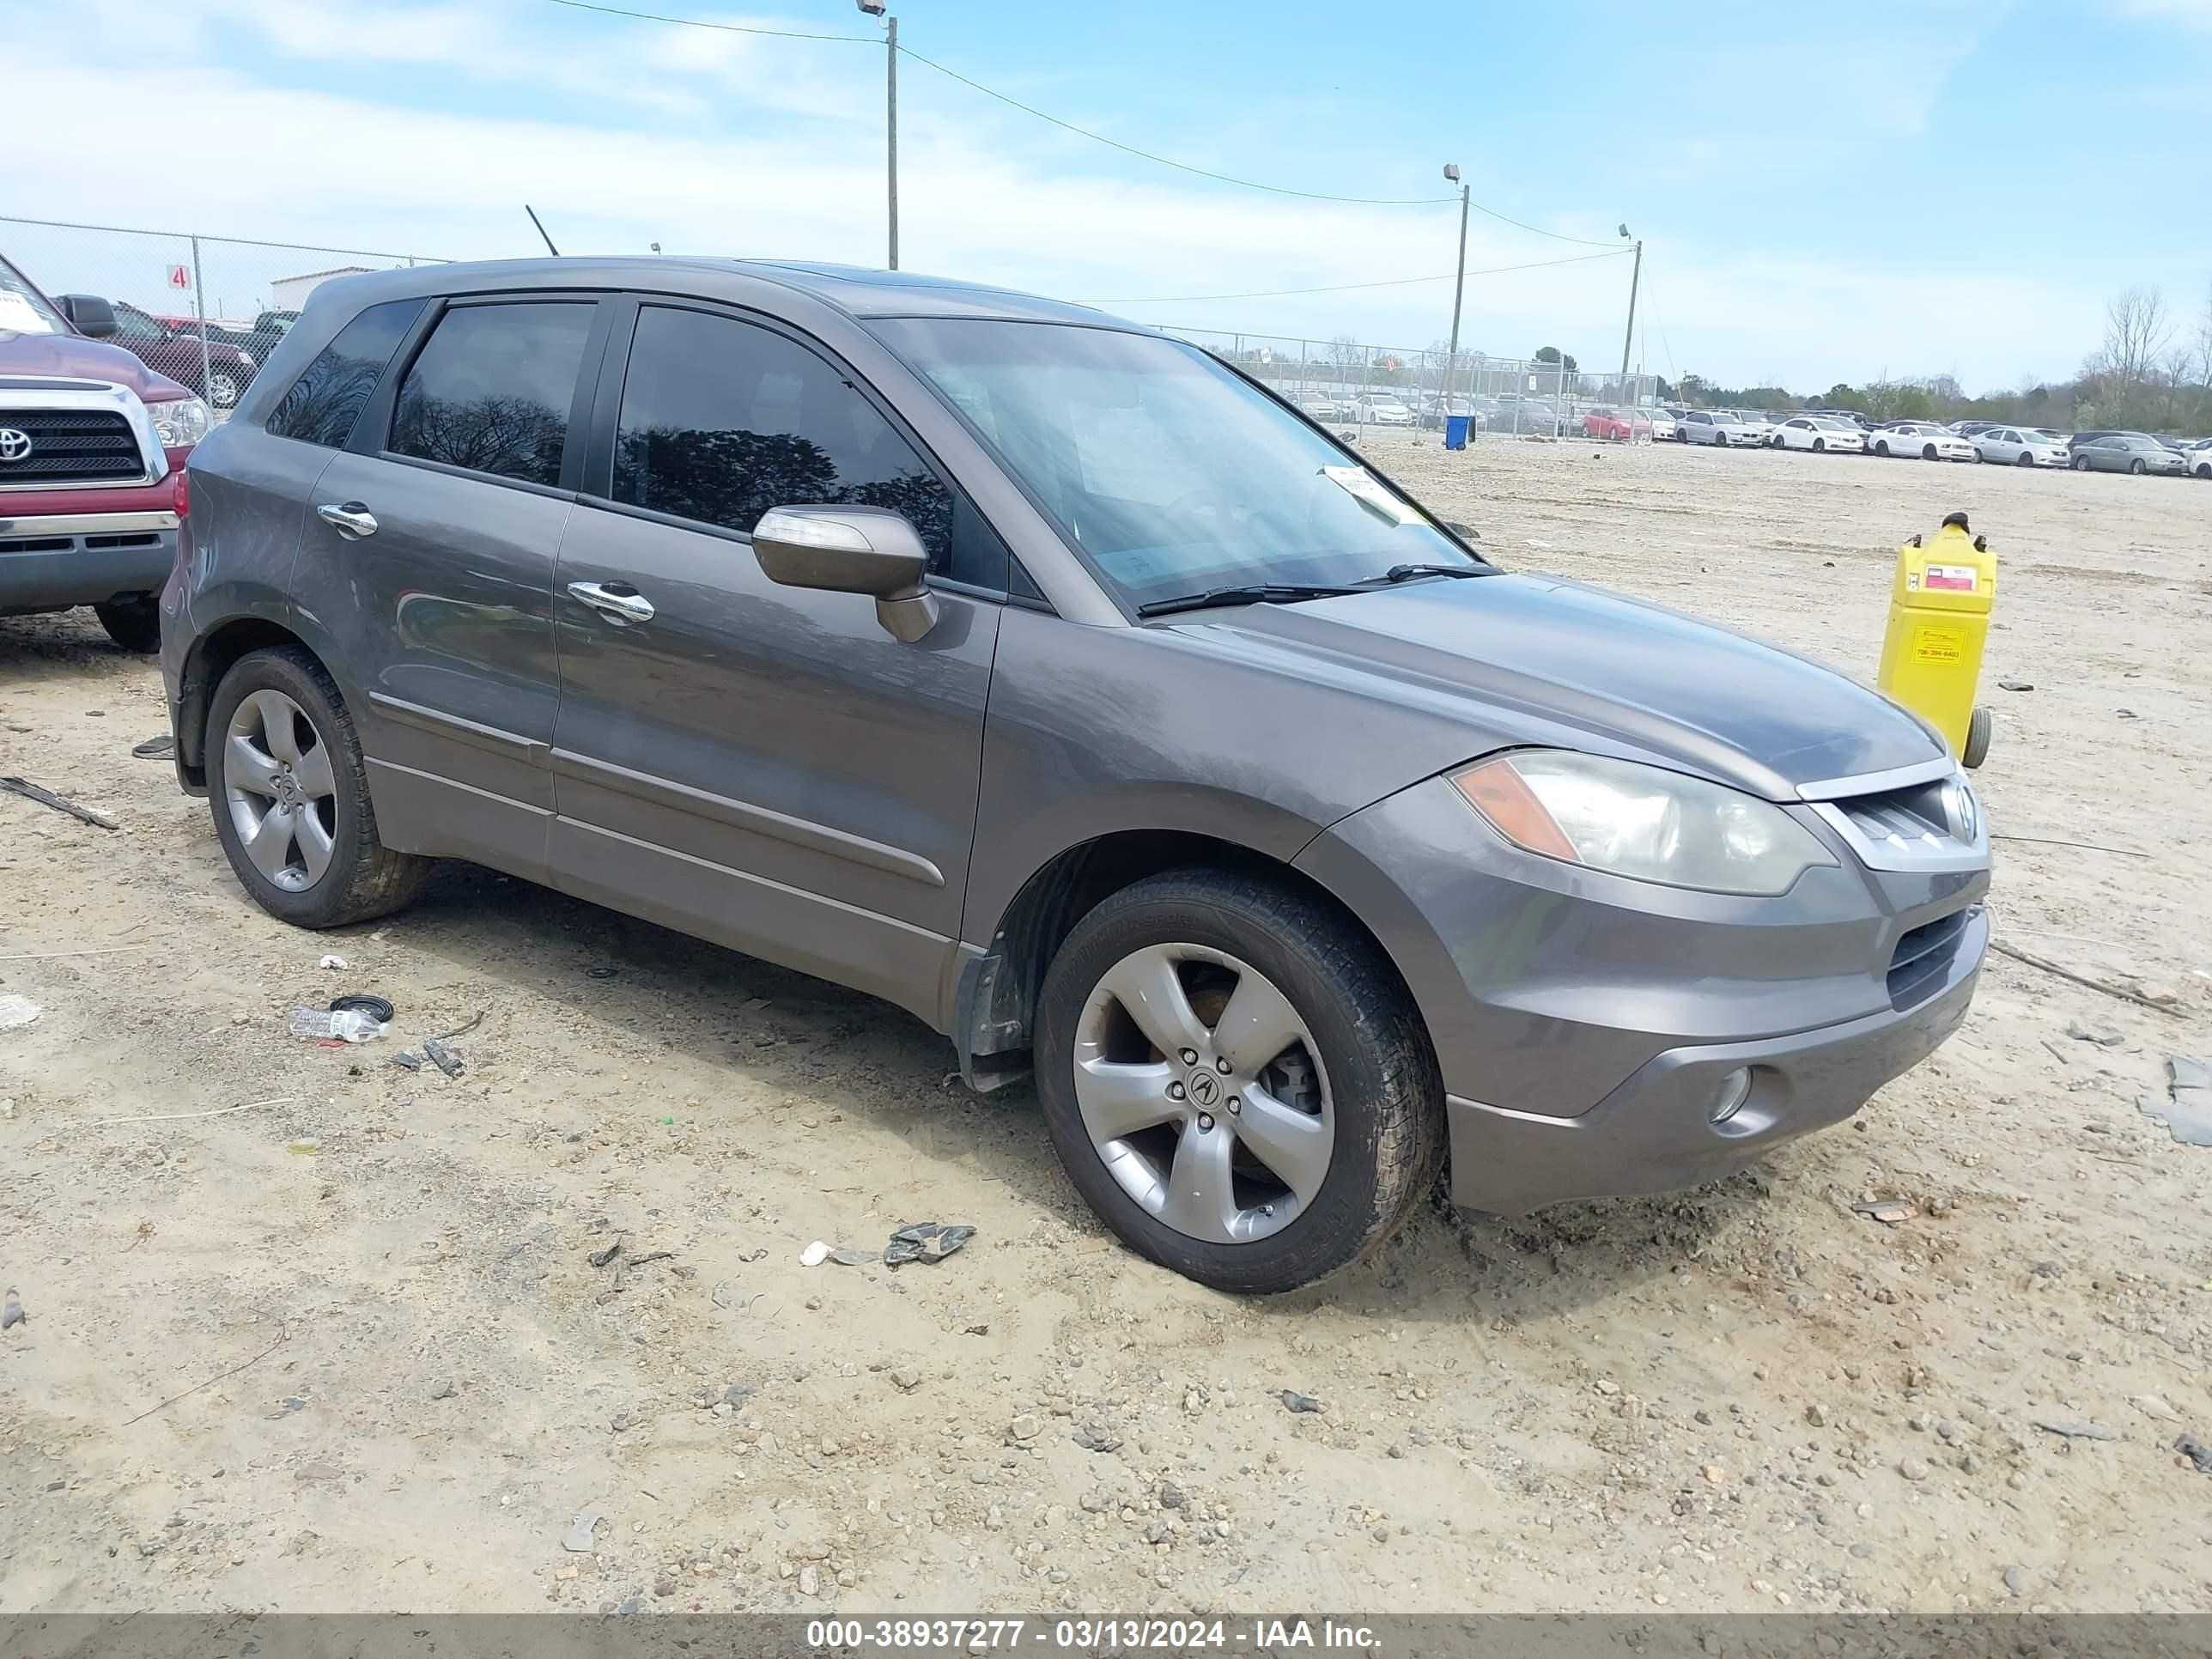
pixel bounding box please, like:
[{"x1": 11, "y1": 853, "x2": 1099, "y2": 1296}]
[
  {"x1": 611, "y1": 305, "x2": 983, "y2": 586},
  {"x1": 265, "y1": 299, "x2": 425, "y2": 449},
  {"x1": 387, "y1": 301, "x2": 593, "y2": 488}
]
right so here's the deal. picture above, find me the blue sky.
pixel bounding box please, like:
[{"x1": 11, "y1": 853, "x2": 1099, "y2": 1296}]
[{"x1": 11, "y1": 0, "x2": 2212, "y2": 391}]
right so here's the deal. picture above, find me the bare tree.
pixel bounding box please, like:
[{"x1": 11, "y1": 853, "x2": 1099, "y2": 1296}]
[
  {"x1": 1328, "y1": 333, "x2": 1364, "y2": 391},
  {"x1": 2100, "y1": 285, "x2": 2172, "y2": 396},
  {"x1": 2196, "y1": 277, "x2": 2212, "y2": 390}
]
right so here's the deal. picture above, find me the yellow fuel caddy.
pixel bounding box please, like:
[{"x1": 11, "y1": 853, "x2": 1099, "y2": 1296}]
[{"x1": 1876, "y1": 512, "x2": 1996, "y2": 769}]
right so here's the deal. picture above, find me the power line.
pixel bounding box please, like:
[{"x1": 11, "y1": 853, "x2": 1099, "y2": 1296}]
[
  {"x1": 540, "y1": 0, "x2": 1619, "y2": 224},
  {"x1": 1094, "y1": 248, "x2": 1633, "y2": 305}
]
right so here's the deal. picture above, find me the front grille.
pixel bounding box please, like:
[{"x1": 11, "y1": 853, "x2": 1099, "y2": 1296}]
[
  {"x1": 0, "y1": 409, "x2": 148, "y2": 487},
  {"x1": 1829, "y1": 776, "x2": 1955, "y2": 852},
  {"x1": 1887, "y1": 908, "x2": 1974, "y2": 1007}
]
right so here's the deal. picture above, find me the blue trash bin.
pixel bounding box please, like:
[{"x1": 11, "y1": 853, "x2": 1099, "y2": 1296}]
[{"x1": 1443, "y1": 413, "x2": 1471, "y2": 450}]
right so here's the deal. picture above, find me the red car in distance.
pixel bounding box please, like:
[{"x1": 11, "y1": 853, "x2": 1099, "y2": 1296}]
[{"x1": 1583, "y1": 406, "x2": 1653, "y2": 441}]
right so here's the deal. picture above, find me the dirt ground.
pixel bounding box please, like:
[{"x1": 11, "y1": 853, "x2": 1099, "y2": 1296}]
[{"x1": 3, "y1": 436, "x2": 2209, "y2": 1619}]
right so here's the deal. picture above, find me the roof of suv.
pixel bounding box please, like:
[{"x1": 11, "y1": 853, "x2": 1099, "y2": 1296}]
[{"x1": 318, "y1": 256, "x2": 1121, "y2": 328}]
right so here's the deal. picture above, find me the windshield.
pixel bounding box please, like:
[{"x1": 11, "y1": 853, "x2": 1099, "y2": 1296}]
[
  {"x1": 0, "y1": 253, "x2": 70, "y2": 337},
  {"x1": 872, "y1": 319, "x2": 1478, "y2": 610}
]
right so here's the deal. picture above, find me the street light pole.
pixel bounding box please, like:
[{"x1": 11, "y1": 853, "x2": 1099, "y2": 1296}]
[
  {"x1": 859, "y1": 1, "x2": 897, "y2": 269},
  {"x1": 1442, "y1": 165, "x2": 1469, "y2": 416},
  {"x1": 1618, "y1": 227, "x2": 1643, "y2": 399}
]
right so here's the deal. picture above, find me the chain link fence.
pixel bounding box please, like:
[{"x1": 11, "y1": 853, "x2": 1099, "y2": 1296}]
[
  {"x1": 2, "y1": 216, "x2": 1652, "y2": 440},
  {"x1": 1, "y1": 216, "x2": 444, "y2": 419},
  {"x1": 1158, "y1": 325, "x2": 1662, "y2": 438}
]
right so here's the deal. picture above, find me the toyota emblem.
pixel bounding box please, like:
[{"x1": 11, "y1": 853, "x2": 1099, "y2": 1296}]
[{"x1": 0, "y1": 428, "x2": 33, "y2": 464}]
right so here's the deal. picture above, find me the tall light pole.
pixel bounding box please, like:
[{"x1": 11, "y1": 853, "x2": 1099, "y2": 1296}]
[
  {"x1": 1442, "y1": 164, "x2": 1469, "y2": 416},
  {"x1": 858, "y1": 0, "x2": 897, "y2": 268},
  {"x1": 1617, "y1": 223, "x2": 1643, "y2": 400}
]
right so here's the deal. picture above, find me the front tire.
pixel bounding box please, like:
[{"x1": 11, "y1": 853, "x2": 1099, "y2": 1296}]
[
  {"x1": 2072, "y1": 454, "x2": 2090, "y2": 471},
  {"x1": 2130, "y1": 459, "x2": 2147, "y2": 475},
  {"x1": 2015, "y1": 451, "x2": 2033, "y2": 466},
  {"x1": 1812, "y1": 438, "x2": 1825, "y2": 453},
  {"x1": 94, "y1": 595, "x2": 161, "y2": 653},
  {"x1": 1875, "y1": 441, "x2": 1891, "y2": 457},
  {"x1": 206, "y1": 647, "x2": 433, "y2": 928},
  {"x1": 1034, "y1": 869, "x2": 1444, "y2": 1294},
  {"x1": 1923, "y1": 444, "x2": 1938, "y2": 461}
]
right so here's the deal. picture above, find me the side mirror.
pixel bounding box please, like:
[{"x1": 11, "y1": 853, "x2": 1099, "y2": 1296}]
[
  {"x1": 58, "y1": 295, "x2": 117, "y2": 338},
  {"x1": 752, "y1": 506, "x2": 939, "y2": 643}
]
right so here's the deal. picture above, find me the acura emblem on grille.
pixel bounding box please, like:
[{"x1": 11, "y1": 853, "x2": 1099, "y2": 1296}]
[{"x1": 0, "y1": 428, "x2": 33, "y2": 463}]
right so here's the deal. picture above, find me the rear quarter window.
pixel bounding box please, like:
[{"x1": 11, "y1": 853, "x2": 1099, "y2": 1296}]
[{"x1": 265, "y1": 299, "x2": 427, "y2": 449}]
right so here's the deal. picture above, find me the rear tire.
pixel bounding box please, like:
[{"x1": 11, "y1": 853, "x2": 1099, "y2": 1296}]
[
  {"x1": 1962, "y1": 705, "x2": 1991, "y2": 770},
  {"x1": 94, "y1": 595, "x2": 161, "y2": 653},
  {"x1": 1034, "y1": 869, "x2": 1444, "y2": 1294},
  {"x1": 206, "y1": 646, "x2": 433, "y2": 929}
]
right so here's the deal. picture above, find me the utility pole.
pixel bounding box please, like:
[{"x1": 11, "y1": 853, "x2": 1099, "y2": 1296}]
[
  {"x1": 1442, "y1": 165, "x2": 1469, "y2": 415},
  {"x1": 858, "y1": 1, "x2": 897, "y2": 268},
  {"x1": 1618, "y1": 230, "x2": 1643, "y2": 400}
]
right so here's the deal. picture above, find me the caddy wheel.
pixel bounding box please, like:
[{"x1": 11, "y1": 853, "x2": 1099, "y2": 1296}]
[{"x1": 1035, "y1": 870, "x2": 1443, "y2": 1293}]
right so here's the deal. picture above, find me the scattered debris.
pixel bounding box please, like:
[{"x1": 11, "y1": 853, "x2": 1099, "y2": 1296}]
[
  {"x1": 2032, "y1": 1415, "x2": 2118, "y2": 1442},
  {"x1": 1990, "y1": 833, "x2": 2151, "y2": 859},
  {"x1": 422, "y1": 1037, "x2": 464, "y2": 1077},
  {"x1": 2003, "y1": 1565, "x2": 2027, "y2": 1597},
  {"x1": 289, "y1": 1006, "x2": 385, "y2": 1042},
  {"x1": 3, "y1": 1289, "x2": 24, "y2": 1331},
  {"x1": 2065, "y1": 1023, "x2": 2124, "y2": 1048},
  {"x1": 1, "y1": 775, "x2": 118, "y2": 830},
  {"x1": 1279, "y1": 1390, "x2": 1325, "y2": 1414},
  {"x1": 131, "y1": 733, "x2": 174, "y2": 757},
  {"x1": 88, "y1": 1094, "x2": 293, "y2": 1127},
  {"x1": 586, "y1": 965, "x2": 620, "y2": 980},
  {"x1": 589, "y1": 1240, "x2": 625, "y2": 1269},
  {"x1": 434, "y1": 1011, "x2": 486, "y2": 1042},
  {"x1": 1852, "y1": 1199, "x2": 1917, "y2": 1225},
  {"x1": 390, "y1": 1051, "x2": 423, "y2": 1072},
  {"x1": 319, "y1": 954, "x2": 348, "y2": 970},
  {"x1": 562, "y1": 1508, "x2": 603, "y2": 1553},
  {"x1": 828, "y1": 1247, "x2": 878, "y2": 1267},
  {"x1": 2175, "y1": 1434, "x2": 2212, "y2": 1475},
  {"x1": 427, "y1": 1377, "x2": 457, "y2": 1401},
  {"x1": 2118, "y1": 707, "x2": 2139, "y2": 720},
  {"x1": 331, "y1": 994, "x2": 395, "y2": 1022},
  {"x1": 0, "y1": 994, "x2": 41, "y2": 1034},
  {"x1": 1997, "y1": 680, "x2": 2033, "y2": 692},
  {"x1": 884, "y1": 1221, "x2": 975, "y2": 1267},
  {"x1": 1990, "y1": 939, "x2": 2182, "y2": 1013},
  {"x1": 1073, "y1": 1424, "x2": 1124, "y2": 1453},
  {"x1": 799, "y1": 1240, "x2": 832, "y2": 1267},
  {"x1": 123, "y1": 1325, "x2": 294, "y2": 1427},
  {"x1": 2141, "y1": 1057, "x2": 2212, "y2": 1148}
]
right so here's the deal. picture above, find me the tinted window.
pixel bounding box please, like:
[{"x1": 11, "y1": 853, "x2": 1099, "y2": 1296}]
[
  {"x1": 611, "y1": 306, "x2": 964, "y2": 579},
  {"x1": 388, "y1": 301, "x2": 592, "y2": 487},
  {"x1": 266, "y1": 299, "x2": 425, "y2": 449}
]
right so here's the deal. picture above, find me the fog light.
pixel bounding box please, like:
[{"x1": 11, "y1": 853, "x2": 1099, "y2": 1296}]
[{"x1": 1709, "y1": 1067, "x2": 1753, "y2": 1125}]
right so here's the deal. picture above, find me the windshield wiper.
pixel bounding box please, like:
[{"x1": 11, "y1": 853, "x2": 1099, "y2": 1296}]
[
  {"x1": 1135, "y1": 582, "x2": 1366, "y2": 618},
  {"x1": 1378, "y1": 563, "x2": 1486, "y2": 584}
]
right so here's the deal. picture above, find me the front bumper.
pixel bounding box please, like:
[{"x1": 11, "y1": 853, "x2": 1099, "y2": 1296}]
[
  {"x1": 0, "y1": 508, "x2": 179, "y2": 613},
  {"x1": 1445, "y1": 906, "x2": 1984, "y2": 1212}
]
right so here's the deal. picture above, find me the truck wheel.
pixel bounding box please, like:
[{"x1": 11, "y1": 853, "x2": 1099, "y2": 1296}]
[
  {"x1": 93, "y1": 596, "x2": 162, "y2": 653},
  {"x1": 205, "y1": 370, "x2": 242, "y2": 410},
  {"x1": 1962, "y1": 705, "x2": 1991, "y2": 770},
  {"x1": 206, "y1": 647, "x2": 433, "y2": 928},
  {"x1": 1034, "y1": 869, "x2": 1444, "y2": 1294}
]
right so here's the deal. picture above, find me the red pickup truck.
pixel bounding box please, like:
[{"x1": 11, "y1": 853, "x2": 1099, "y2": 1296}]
[{"x1": 1, "y1": 249, "x2": 202, "y2": 651}]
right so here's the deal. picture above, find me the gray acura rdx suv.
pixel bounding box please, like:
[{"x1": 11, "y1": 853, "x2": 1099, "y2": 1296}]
[{"x1": 160, "y1": 258, "x2": 1989, "y2": 1291}]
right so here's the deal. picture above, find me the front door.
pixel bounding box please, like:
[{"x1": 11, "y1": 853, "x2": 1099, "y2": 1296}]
[
  {"x1": 299, "y1": 295, "x2": 605, "y2": 880},
  {"x1": 547, "y1": 300, "x2": 1005, "y2": 1027}
]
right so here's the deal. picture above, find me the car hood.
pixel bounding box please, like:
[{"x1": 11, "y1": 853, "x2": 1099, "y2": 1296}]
[
  {"x1": 0, "y1": 329, "x2": 191, "y2": 401},
  {"x1": 1168, "y1": 573, "x2": 1942, "y2": 800}
]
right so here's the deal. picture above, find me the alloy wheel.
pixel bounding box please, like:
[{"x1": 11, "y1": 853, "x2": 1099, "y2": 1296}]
[
  {"x1": 207, "y1": 372, "x2": 241, "y2": 409},
  {"x1": 1071, "y1": 942, "x2": 1334, "y2": 1246},
  {"x1": 225, "y1": 689, "x2": 338, "y2": 891}
]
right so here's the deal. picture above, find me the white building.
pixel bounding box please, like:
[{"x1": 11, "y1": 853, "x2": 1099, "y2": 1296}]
[{"x1": 269, "y1": 266, "x2": 375, "y2": 312}]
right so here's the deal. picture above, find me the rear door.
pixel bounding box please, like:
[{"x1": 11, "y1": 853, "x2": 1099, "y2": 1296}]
[
  {"x1": 545, "y1": 298, "x2": 1005, "y2": 1026},
  {"x1": 295, "y1": 294, "x2": 611, "y2": 881}
]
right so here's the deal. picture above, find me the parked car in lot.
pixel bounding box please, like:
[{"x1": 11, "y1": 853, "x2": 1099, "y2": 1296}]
[
  {"x1": 2069, "y1": 432, "x2": 2187, "y2": 475},
  {"x1": 1582, "y1": 405, "x2": 1650, "y2": 441},
  {"x1": 1, "y1": 249, "x2": 204, "y2": 651},
  {"x1": 1677, "y1": 409, "x2": 1761, "y2": 447},
  {"x1": 1725, "y1": 410, "x2": 1778, "y2": 445},
  {"x1": 1869, "y1": 422, "x2": 1975, "y2": 461},
  {"x1": 1352, "y1": 392, "x2": 1413, "y2": 426},
  {"x1": 162, "y1": 258, "x2": 1990, "y2": 1291},
  {"x1": 1769, "y1": 415, "x2": 1865, "y2": 453},
  {"x1": 104, "y1": 301, "x2": 260, "y2": 410},
  {"x1": 1645, "y1": 408, "x2": 1679, "y2": 441},
  {"x1": 1971, "y1": 426, "x2": 2069, "y2": 467},
  {"x1": 2183, "y1": 437, "x2": 2212, "y2": 478},
  {"x1": 1295, "y1": 393, "x2": 1344, "y2": 422}
]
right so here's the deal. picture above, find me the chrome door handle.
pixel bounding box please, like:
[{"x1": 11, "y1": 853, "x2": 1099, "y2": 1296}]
[
  {"x1": 316, "y1": 502, "x2": 378, "y2": 538},
  {"x1": 567, "y1": 580, "x2": 655, "y2": 625}
]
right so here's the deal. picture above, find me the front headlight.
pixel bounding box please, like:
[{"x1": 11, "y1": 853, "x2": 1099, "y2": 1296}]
[
  {"x1": 1452, "y1": 750, "x2": 1837, "y2": 896},
  {"x1": 145, "y1": 396, "x2": 211, "y2": 448}
]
